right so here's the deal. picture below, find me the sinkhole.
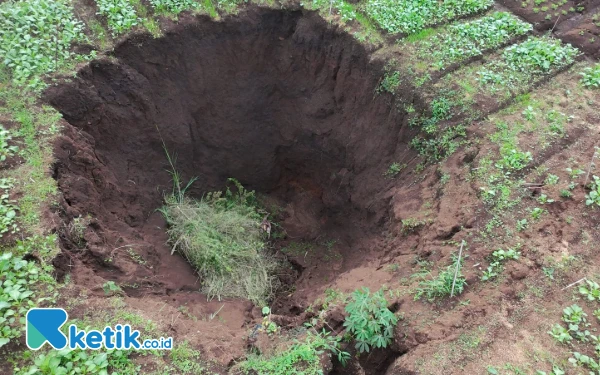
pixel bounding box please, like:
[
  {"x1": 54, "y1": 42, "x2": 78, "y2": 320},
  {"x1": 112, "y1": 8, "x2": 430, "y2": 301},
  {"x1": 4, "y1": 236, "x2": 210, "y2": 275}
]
[
  {"x1": 43, "y1": 7, "x2": 421, "y2": 373},
  {"x1": 46, "y1": 5, "x2": 415, "y2": 325}
]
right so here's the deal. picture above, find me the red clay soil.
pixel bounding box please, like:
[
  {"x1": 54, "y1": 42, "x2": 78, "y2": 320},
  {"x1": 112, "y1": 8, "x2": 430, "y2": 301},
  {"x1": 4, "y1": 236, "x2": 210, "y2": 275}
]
[{"x1": 45, "y1": 7, "x2": 421, "y2": 372}]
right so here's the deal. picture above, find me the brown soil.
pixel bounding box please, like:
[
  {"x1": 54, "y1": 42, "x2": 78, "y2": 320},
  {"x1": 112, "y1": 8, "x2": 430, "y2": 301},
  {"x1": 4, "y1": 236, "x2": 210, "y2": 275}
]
[
  {"x1": 498, "y1": 0, "x2": 600, "y2": 56},
  {"x1": 555, "y1": 5, "x2": 600, "y2": 58},
  {"x1": 44, "y1": 7, "x2": 418, "y2": 372}
]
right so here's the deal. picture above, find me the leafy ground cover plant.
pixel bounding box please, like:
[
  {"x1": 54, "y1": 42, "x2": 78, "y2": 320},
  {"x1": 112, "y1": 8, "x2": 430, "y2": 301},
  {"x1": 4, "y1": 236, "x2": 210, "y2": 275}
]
[
  {"x1": 366, "y1": 0, "x2": 493, "y2": 35},
  {"x1": 14, "y1": 347, "x2": 138, "y2": 375},
  {"x1": 548, "y1": 304, "x2": 596, "y2": 349},
  {"x1": 0, "y1": 178, "x2": 18, "y2": 236},
  {"x1": 414, "y1": 253, "x2": 466, "y2": 301},
  {"x1": 237, "y1": 329, "x2": 349, "y2": 374},
  {"x1": 377, "y1": 70, "x2": 401, "y2": 94},
  {"x1": 417, "y1": 12, "x2": 532, "y2": 70},
  {"x1": 569, "y1": 352, "x2": 600, "y2": 372},
  {"x1": 410, "y1": 124, "x2": 467, "y2": 162},
  {"x1": 586, "y1": 176, "x2": 600, "y2": 206},
  {"x1": 478, "y1": 37, "x2": 579, "y2": 93},
  {"x1": 548, "y1": 310, "x2": 600, "y2": 374},
  {"x1": 0, "y1": 0, "x2": 87, "y2": 89},
  {"x1": 580, "y1": 64, "x2": 600, "y2": 88},
  {"x1": 343, "y1": 287, "x2": 398, "y2": 353},
  {"x1": 563, "y1": 304, "x2": 591, "y2": 342},
  {"x1": 481, "y1": 247, "x2": 520, "y2": 281},
  {"x1": 149, "y1": 0, "x2": 201, "y2": 15},
  {"x1": 0, "y1": 252, "x2": 48, "y2": 348},
  {"x1": 408, "y1": 91, "x2": 469, "y2": 163},
  {"x1": 96, "y1": 0, "x2": 140, "y2": 35},
  {"x1": 579, "y1": 279, "x2": 600, "y2": 301},
  {"x1": 0, "y1": 125, "x2": 18, "y2": 161},
  {"x1": 548, "y1": 323, "x2": 572, "y2": 344},
  {"x1": 503, "y1": 37, "x2": 578, "y2": 73},
  {"x1": 160, "y1": 177, "x2": 279, "y2": 305},
  {"x1": 496, "y1": 148, "x2": 532, "y2": 170},
  {"x1": 384, "y1": 162, "x2": 405, "y2": 178}
]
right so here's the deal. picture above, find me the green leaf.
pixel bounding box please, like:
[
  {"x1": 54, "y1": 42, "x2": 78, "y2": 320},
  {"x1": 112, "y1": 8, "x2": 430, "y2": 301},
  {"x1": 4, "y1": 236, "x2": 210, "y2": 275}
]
[{"x1": 0, "y1": 337, "x2": 9, "y2": 347}]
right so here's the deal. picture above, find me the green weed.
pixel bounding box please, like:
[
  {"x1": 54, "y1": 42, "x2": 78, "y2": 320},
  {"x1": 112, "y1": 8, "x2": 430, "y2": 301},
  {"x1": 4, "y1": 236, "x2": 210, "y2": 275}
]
[
  {"x1": 585, "y1": 176, "x2": 600, "y2": 206},
  {"x1": 401, "y1": 217, "x2": 429, "y2": 234},
  {"x1": 237, "y1": 329, "x2": 349, "y2": 374},
  {"x1": 414, "y1": 251, "x2": 466, "y2": 301},
  {"x1": 344, "y1": 288, "x2": 398, "y2": 353},
  {"x1": 580, "y1": 64, "x2": 600, "y2": 88},
  {"x1": 168, "y1": 341, "x2": 206, "y2": 373},
  {"x1": 579, "y1": 280, "x2": 600, "y2": 301},
  {"x1": 481, "y1": 247, "x2": 520, "y2": 281},
  {"x1": 377, "y1": 71, "x2": 401, "y2": 94},
  {"x1": 96, "y1": 0, "x2": 140, "y2": 35},
  {"x1": 0, "y1": 126, "x2": 18, "y2": 161},
  {"x1": 384, "y1": 162, "x2": 405, "y2": 178},
  {"x1": 102, "y1": 281, "x2": 123, "y2": 296}
]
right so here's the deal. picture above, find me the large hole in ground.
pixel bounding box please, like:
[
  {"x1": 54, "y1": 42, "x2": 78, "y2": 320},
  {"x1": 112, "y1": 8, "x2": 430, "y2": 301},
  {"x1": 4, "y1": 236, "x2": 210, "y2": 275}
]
[{"x1": 46, "y1": 7, "x2": 415, "y2": 372}]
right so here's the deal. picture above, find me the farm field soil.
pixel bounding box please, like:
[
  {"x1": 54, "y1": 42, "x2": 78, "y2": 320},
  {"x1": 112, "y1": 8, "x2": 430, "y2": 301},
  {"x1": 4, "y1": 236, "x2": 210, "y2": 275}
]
[{"x1": 498, "y1": 0, "x2": 600, "y2": 56}]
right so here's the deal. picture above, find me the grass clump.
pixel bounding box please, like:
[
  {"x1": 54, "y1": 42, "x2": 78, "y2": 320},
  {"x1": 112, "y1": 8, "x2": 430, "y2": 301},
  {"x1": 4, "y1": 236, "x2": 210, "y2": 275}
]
[
  {"x1": 160, "y1": 174, "x2": 279, "y2": 305},
  {"x1": 236, "y1": 329, "x2": 349, "y2": 375},
  {"x1": 168, "y1": 341, "x2": 207, "y2": 373},
  {"x1": 414, "y1": 252, "x2": 466, "y2": 302}
]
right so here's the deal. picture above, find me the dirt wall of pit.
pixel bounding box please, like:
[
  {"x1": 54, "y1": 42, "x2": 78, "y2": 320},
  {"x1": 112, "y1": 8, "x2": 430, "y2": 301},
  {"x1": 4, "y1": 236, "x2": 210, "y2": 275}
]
[{"x1": 45, "y1": 8, "x2": 419, "y2": 292}]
